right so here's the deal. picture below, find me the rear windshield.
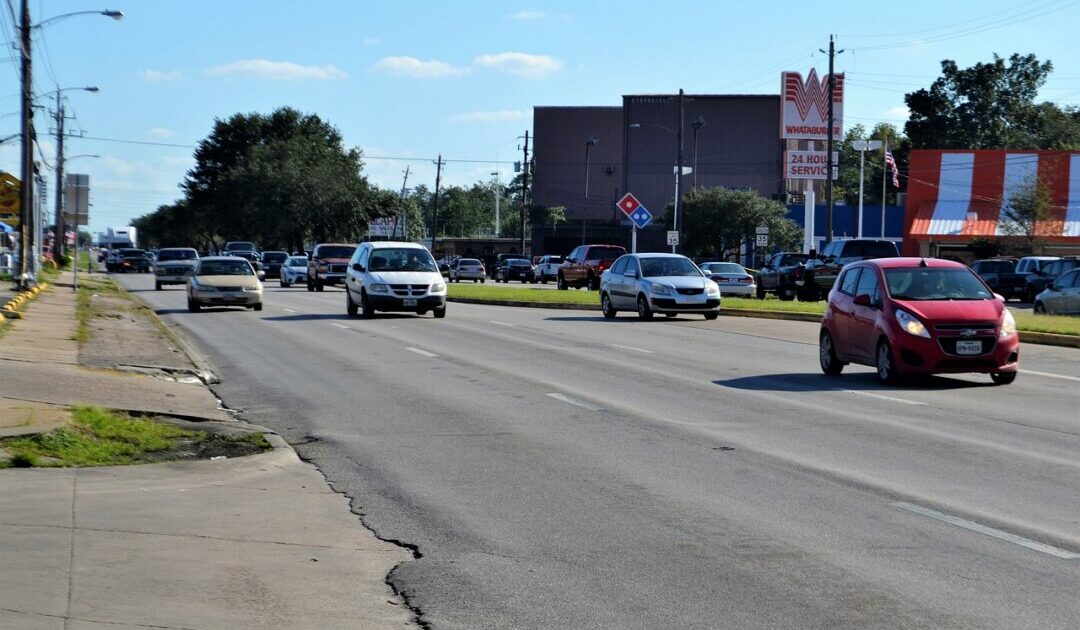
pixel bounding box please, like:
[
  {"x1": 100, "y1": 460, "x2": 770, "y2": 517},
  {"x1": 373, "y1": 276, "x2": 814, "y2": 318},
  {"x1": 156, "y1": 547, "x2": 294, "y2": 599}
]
[
  {"x1": 885, "y1": 268, "x2": 992, "y2": 301},
  {"x1": 544, "y1": 256, "x2": 563, "y2": 264},
  {"x1": 156, "y1": 249, "x2": 196, "y2": 261},
  {"x1": 640, "y1": 257, "x2": 702, "y2": 278},
  {"x1": 702, "y1": 263, "x2": 743, "y2": 274},
  {"x1": 975, "y1": 260, "x2": 1015, "y2": 273},
  {"x1": 121, "y1": 249, "x2": 147, "y2": 258},
  {"x1": 847, "y1": 241, "x2": 898, "y2": 258},
  {"x1": 198, "y1": 260, "x2": 254, "y2": 276},
  {"x1": 508, "y1": 259, "x2": 532, "y2": 266},
  {"x1": 261, "y1": 252, "x2": 287, "y2": 263},
  {"x1": 586, "y1": 246, "x2": 625, "y2": 260},
  {"x1": 316, "y1": 246, "x2": 356, "y2": 259},
  {"x1": 368, "y1": 248, "x2": 437, "y2": 272},
  {"x1": 458, "y1": 259, "x2": 481, "y2": 266}
]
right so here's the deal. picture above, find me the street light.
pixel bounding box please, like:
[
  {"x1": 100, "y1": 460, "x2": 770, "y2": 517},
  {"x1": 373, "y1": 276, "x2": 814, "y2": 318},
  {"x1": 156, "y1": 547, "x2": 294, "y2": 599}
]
[
  {"x1": 53, "y1": 87, "x2": 100, "y2": 258},
  {"x1": 582, "y1": 136, "x2": 597, "y2": 246},
  {"x1": 691, "y1": 116, "x2": 706, "y2": 190},
  {"x1": 629, "y1": 87, "x2": 687, "y2": 255},
  {"x1": 33, "y1": 10, "x2": 123, "y2": 29}
]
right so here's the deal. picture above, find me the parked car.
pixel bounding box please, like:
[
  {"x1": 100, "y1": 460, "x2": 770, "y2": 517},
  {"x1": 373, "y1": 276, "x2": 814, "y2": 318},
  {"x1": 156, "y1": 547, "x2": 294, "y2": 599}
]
[
  {"x1": 449, "y1": 258, "x2": 486, "y2": 283},
  {"x1": 558, "y1": 244, "x2": 626, "y2": 291},
  {"x1": 152, "y1": 247, "x2": 199, "y2": 290},
  {"x1": 1024, "y1": 256, "x2": 1079, "y2": 302},
  {"x1": 798, "y1": 239, "x2": 899, "y2": 301},
  {"x1": 260, "y1": 251, "x2": 289, "y2": 280},
  {"x1": 970, "y1": 258, "x2": 1025, "y2": 301},
  {"x1": 755, "y1": 252, "x2": 810, "y2": 300},
  {"x1": 496, "y1": 258, "x2": 537, "y2": 283},
  {"x1": 186, "y1": 256, "x2": 263, "y2": 312},
  {"x1": 1033, "y1": 268, "x2": 1080, "y2": 315},
  {"x1": 600, "y1": 253, "x2": 721, "y2": 320},
  {"x1": 488, "y1": 253, "x2": 527, "y2": 278},
  {"x1": 307, "y1": 243, "x2": 357, "y2": 291},
  {"x1": 279, "y1": 255, "x2": 309, "y2": 287},
  {"x1": 344, "y1": 241, "x2": 446, "y2": 318},
  {"x1": 535, "y1": 255, "x2": 563, "y2": 283},
  {"x1": 1015, "y1": 256, "x2": 1058, "y2": 277},
  {"x1": 699, "y1": 261, "x2": 756, "y2": 296},
  {"x1": 818, "y1": 258, "x2": 1019, "y2": 385},
  {"x1": 117, "y1": 248, "x2": 152, "y2": 273}
]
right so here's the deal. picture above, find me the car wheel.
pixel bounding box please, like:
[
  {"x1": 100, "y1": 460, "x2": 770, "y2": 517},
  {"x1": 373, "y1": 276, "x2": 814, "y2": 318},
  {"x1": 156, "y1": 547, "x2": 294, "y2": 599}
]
[
  {"x1": 991, "y1": 371, "x2": 1017, "y2": 385},
  {"x1": 315, "y1": 280, "x2": 324, "y2": 292},
  {"x1": 819, "y1": 330, "x2": 845, "y2": 375},
  {"x1": 253, "y1": 303, "x2": 263, "y2": 312},
  {"x1": 704, "y1": 311, "x2": 719, "y2": 320},
  {"x1": 480, "y1": 278, "x2": 485, "y2": 283},
  {"x1": 187, "y1": 298, "x2": 200, "y2": 313},
  {"x1": 601, "y1": 293, "x2": 617, "y2": 319},
  {"x1": 306, "y1": 279, "x2": 314, "y2": 292},
  {"x1": 154, "y1": 281, "x2": 162, "y2": 291},
  {"x1": 346, "y1": 290, "x2": 358, "y2": 317},
  {"x1": 557, "y1": 274, "x2": 568, "y2": 290},
  {"x1": 665, "y1": 313, "x2": 677, "y2": 318},
  {"x1": 360, "y1": 290, "x2": 374, "y2": 318},
  {"x1": 281, "y1": 278, "x2": 290, "y2": 288},
  {"x1": 756, "y1": 284, "x2": 766, "y2": 300},
  {"x1": 876, "y1": 339, "x2": 901, "y2": 384},
  {"x1": 1034, "y1": 301, "x2": 1046, "y2": 314},
  {"x1": 540, "y1": 274, "x2": 548, "y2": 284},
  {"x1": 433, "y1": 304, "x2": 447, "y2": 318},
  {"x1": 637, "y1": 295, "x2": 653, "y2": 321},
  {"x1": 796, "y1": 288, "x2": 817, "y2": 302},
  {"x1": 588, "y1": 275, "x2": 599, "y2": 291}
]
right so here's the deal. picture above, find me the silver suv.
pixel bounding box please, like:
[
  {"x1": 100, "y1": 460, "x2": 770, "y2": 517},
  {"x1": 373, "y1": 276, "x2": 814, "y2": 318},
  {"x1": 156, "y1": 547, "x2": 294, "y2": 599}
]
[
  {"x1": 599, "y1": 253, "x2": 721, "y2": 320},
  {"x1": 152, "y1": 247, "x2": 199, "y2": 290}
]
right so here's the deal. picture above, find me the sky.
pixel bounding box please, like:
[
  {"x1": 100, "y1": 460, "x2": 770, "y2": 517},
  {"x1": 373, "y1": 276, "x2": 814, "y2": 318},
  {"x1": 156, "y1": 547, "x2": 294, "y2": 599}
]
[{"x1": 2, "y1": 0, "x2": 1079, "y2": 237}]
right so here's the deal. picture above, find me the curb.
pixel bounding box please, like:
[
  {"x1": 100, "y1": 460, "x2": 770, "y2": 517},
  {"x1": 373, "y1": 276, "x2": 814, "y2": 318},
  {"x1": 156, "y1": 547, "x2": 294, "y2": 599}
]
[
  {"x1": 2, "y1": 281, "x2": 50, "y2": 318},
  {"x1": 1020, "y1": 330, "x2": 1080, "y2": 349}
]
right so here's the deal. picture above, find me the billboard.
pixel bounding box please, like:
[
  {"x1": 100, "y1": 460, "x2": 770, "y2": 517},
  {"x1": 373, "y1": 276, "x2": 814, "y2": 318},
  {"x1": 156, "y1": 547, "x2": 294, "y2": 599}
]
[
  {"x1": 784, "y1": 151, "x2": 838, "y2": 180},
  {"x1": 368, "y1": 216, "x2": 406, "y2": 238},
  {"x1": 781, "y1": 69, "x2": 844, "y2": 141},
  {"x1": 64, "y1": 174, "x2": 90, "y2": 225}
]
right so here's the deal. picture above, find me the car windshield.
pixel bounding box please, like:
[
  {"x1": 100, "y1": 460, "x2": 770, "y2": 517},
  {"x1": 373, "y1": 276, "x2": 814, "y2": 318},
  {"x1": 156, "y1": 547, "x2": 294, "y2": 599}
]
[
  {"x1": 156, "y1": 250, "x2": 196, "y2": 261},
  {"x1": 509, "y1": 259, "x2": 532, "y2": 266},
  {"x1": 198, "y1": 260, "x2": 254, "y2": 276},
  {"x1": 781, "y1": 254, "x2": 809, "y2": 265},
  {"x1": 121, "y1": 250, "x2": 146, "y2": 259},
  {"x1": 977, "y1": 261, "x2": 1015, "y2": 273},
  {"x1": 262, "y1": 252, "x2": 287, "y2": 263},
  {"x1": 885, "y1": 268, "x2": 993, "y2": 301},
  {"x1": 316, "y1": 246, "x2": 356, "y2": 259},
  {"x1": 702, "y1": 263, "x2": 743, "y2": 274},
  {"x1": 286, "y1": 257, "x2": 307, "y2": 266},
  {"x1": 640, "y1": 257, "x2": 702, "y2": 278},
  {"x1": 587, "y1": 247, "x2": 625, "y2": 260},
  {"x1": 458, "y1": 259, "x2": 481, "y2": 266},
  {"x1": 368, "y1": 248, "x2": 437, "y2": 272}
]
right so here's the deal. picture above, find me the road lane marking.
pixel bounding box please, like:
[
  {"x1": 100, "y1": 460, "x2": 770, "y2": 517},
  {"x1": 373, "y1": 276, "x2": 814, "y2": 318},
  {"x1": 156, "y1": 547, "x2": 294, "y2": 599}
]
[
  {"x1": 490, "y1": 320, "x2": 516, "y2": 328},
  {"x1": 406, "y1": 347, "x2": 439, "y2": 358},
  {"x1": 329, "y1": 322, "x2": 351, "y2": 329},
  {"x1": 609, "y1": 344, "x2": 654, "y2": 354},
  {"x1": 893, "y1": 502, "x2": 1079, "y2": 560},
  {"x1": 545, "y1": 393, "x2": 603, "y2": 412},
  {"x1": 845, "y1": 390, "x2": 927, "y2": 406},
  {"x1": 1021, "y1": 369, "x2": 1080, "y2": 383},
  {"x1": 283, "y1": 308, "x2": 298, "y2": 313}
]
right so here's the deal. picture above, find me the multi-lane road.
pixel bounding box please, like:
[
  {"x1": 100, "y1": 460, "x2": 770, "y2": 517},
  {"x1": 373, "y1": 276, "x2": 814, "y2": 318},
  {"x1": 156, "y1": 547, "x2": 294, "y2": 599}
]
[{"x1": 115, "y1": 274, "x2": 1080, "y2": 630}]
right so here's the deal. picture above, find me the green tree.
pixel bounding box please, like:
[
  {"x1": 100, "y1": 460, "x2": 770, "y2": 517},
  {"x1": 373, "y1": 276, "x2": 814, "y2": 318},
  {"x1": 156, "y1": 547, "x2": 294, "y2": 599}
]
[
  {"x1": 836, "y1": 123, "x2": 910, "y2": 206},
  {"x1": 670, "y1": 188, "x2": 802, "y2": 260},
  {"x1": 997, "y1": 175, "x2": 1056, "y2": 254},
  {"x1": 904, "y1": 53, "x2": 1080, "y2": 149}
]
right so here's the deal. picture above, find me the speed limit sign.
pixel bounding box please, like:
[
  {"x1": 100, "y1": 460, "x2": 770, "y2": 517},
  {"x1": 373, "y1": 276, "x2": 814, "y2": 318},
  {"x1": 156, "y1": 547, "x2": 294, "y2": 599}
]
[{"x1": 755, "y1": 234, "x2": 768, "y2": 247}]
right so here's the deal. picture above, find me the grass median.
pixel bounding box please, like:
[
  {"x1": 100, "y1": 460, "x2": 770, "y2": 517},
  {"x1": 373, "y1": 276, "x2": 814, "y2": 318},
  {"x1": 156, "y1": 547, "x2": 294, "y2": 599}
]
[{"x1": 447, "y1": 283, "x2": 599, "y2": 305}]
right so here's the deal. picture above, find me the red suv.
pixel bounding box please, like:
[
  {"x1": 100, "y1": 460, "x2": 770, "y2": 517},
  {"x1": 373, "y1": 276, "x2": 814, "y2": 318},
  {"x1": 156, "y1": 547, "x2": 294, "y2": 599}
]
[
  {"x1": 818, "y1": 258, "x2": 1019, "y2": 385},
  {"x1": 558, "y1": 244, "x2": 626, "y2": 290}
]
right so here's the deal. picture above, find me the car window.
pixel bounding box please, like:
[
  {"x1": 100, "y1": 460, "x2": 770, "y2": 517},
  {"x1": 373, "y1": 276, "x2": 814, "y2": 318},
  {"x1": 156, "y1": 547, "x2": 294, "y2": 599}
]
[
  {"x1": 610, "y1": 257, "x2": 628, "y2": 275},
  {"x1": 640, "y1": 257, "x2": 701, "y2": 278},
  {"x1": 198, "y1": 260, "x2": 253, "y2": 276},
  {"x1": 703, "y1": 263, "x2": 743, "y2": 274},
  {"x1": 1058, "y1": 270, "x2": 1080, "y2": 288},
  {"x1": 586, "y1": 246, "x2": 625, "y2": 260},
  {"x1": 368, "y1": 248, "x2": 437, "y2": 272},
  {"x1": 849, "y1": 241, "x2": 898, "y2": 258},
  {"x1": 157, "y1": 249, "x2": 197, "y2": 261},
  {"x1": 458, "y1": 258, "x2": 481, "y2": 266},
  {"x1": 838, "y1": 267, "x2": 861, "y2": 296},
  {"x1": 781, "y1": 254, "x2": 809, "y2": 266},
  {"x1": 885, "y1": 268, "x2": 993, "y2": 300},
  {"x1": 975, "y1": 260, "x2": 1015, "y2": 274},
  {"x1": 545, "y1": 256, "x2": 562, "y2": 264},
  {"x1": 567, "y1": 247, "x2": 582, "y2": 262},
  {"x1": 316, "y1": 245, "x2": 356, "y2": 259},
  {"x1": 854, "y1": 267, "x2": 880, "y2": 301}
]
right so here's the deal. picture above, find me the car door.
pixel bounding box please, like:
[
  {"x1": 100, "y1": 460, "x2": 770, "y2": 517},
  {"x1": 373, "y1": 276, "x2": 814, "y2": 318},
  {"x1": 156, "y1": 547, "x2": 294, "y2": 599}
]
[
  {"x1": 346, "y1": 245, "x2": 368, "y2": 299},
  {"x1": 848, "y1": 266, "x2": 882, "y2": 361},
  {"x1": 830, "y1": 266, "x2": 862, "y2": 359},
  {"x1": 760, "y1": 255, "x2": 778, "y2": 290},
  {"x1": 1056, "y1": 270, "x2": 1080, "y2": 314},
  {"x1": 563, "y1": 247, "x2": 583, "y2": 284}
]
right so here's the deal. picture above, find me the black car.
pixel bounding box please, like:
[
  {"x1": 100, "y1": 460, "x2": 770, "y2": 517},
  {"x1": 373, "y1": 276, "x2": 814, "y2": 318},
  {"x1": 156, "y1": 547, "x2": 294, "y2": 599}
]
[
  {"x1": 117, "y1": 248, "x2": 151, "y2": 273},
  {"x1": 260, "y1": 251, "x2": 288, "y2": 279},
  {"x1": 229, "y1": 250, "x2": 264, "y2": 276},
  {"x1": 798, "y1": 239, "x2": 899, "y2": 301},
  {"x1": 970, "y1": 258, "x2": 1025, "y2": 301},
  {"x1": 1026, "y1": 256, "x2": 1080, "y2": 301},
  {"x1": 755, "y1": 252, "x2": 810, "y2": 300},
  {"x1": 496, "y1": 258, "x2": 537, "y2": 283}
]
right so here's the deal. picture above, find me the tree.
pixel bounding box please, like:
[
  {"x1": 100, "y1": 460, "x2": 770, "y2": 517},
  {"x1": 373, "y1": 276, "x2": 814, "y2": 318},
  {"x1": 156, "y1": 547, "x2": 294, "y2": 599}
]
[
  {"x1": 997, "y1": 175, "x2": 1056, "y2": 254},
  {"x1": 670, "y1": 188, "x2": 802, "y2": 260},
  {"x1": 905, "y1": 53, "x2": 1080, "y2": 150},
  {"x1": 546, "y1": 206, "x2": 567, "y2": 234},
  {"x1": 836, "y1": 123, "x2": 910, "y2": 207}
]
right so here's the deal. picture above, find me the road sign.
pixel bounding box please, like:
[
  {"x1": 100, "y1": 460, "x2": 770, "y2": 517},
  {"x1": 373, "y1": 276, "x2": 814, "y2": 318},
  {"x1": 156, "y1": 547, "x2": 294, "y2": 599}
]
[
  {"x1": 666, "y1": 230, "x2": 679, "y2": 246},
  {"x1": 756, "y1": 234, "x2": 769, "y2": 247},
  {"x1": 755, "y1": 226, "x2": 769, "y2": 235},
  {"x1": 616, "y1": 192, "x2": 641, "y2": 217},
  {"x1": 64, "y1": 174, "x2": 90, "y2": 226},
  {"x1": 853, "y1": 140, "x2": 883, "y2": 151},
  {"x1": 629, "y1": 206, "x2": 652, "y2": 229}
]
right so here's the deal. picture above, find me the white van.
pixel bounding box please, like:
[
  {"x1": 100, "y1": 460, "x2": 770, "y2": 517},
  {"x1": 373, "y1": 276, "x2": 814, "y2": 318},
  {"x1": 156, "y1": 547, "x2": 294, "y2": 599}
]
[{"x1": 344, "y1": 242, "x2": 447, "y2": 318}]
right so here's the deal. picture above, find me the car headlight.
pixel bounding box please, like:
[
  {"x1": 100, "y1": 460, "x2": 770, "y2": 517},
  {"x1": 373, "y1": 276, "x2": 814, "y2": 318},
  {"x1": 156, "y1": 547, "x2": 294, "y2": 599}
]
[
  {"x1": 1000, "y1": 309, "x2": 1017, "y2": 338},
  {"x1": 317, "y1": 265, "x2": 328, "y2": 272},
  {"x1": 650, "y1": 284, "x2": 670, "y2": 296},
  {"x1": 431, "y1": 282, "x2": 446, "y2": 293},
  {"x1": 369, "y1": 283, "x2": 389, "y2": 293},
  {"x1": 894, "y1": 308, "x2": 930, "y2": 338},
  {"x1": 706, "y1": 284, "x2": 720, "y2": 297}
]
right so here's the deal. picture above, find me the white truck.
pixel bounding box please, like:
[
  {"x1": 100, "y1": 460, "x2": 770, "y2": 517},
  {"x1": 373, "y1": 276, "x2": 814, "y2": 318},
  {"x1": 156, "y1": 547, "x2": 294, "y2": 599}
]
[{"x1": 104, "y1": 226, "x2": 137, "y2": 250}]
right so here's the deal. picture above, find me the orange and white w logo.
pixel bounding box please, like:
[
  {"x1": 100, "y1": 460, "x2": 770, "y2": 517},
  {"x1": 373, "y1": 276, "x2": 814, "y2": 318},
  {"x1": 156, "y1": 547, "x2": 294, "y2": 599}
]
[{"x1": 780, "y1": 69, "x2": 844, "y2": 141}]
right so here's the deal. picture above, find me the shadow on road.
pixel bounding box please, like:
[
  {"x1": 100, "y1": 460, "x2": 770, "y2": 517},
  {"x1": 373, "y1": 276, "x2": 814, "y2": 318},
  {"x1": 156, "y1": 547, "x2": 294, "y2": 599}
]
[
  {"x1": 155, "y1": 307, "x2": 254, "y2": 315},
  {"x1": 261, "y1": 313, "x2": 352, "y2": 321},
  {"x1": 713, "y1": 372, "x2": 991, "y2": 393}
]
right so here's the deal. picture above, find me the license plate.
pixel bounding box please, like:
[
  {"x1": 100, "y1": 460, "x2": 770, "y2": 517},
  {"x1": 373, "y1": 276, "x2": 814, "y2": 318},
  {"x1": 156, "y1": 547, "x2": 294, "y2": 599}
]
[
  {"x1": 403, "y1": 298, "x2": 417, "y2": 307},
  {"x1": 955, "y1": 340, "x2": 982, "y2": 355}
]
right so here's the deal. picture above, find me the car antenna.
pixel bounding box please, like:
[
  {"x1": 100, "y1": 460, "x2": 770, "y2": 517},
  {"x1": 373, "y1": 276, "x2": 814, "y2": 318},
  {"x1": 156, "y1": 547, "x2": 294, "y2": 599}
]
[{"x1": 919, "y1": 258, "x2": 928, "y2": 268}]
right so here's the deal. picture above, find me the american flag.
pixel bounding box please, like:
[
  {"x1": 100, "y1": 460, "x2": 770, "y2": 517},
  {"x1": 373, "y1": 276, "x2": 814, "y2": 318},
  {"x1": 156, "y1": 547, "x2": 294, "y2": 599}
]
[{"x1": 884, "y1": 149, "x2": 900, "y2": 188}]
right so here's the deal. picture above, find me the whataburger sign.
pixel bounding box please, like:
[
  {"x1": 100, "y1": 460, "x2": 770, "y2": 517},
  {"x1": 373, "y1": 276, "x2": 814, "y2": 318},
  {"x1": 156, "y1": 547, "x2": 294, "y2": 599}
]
[{"x1": 781, "y1": 69, "x2": 844, "y2": 141}]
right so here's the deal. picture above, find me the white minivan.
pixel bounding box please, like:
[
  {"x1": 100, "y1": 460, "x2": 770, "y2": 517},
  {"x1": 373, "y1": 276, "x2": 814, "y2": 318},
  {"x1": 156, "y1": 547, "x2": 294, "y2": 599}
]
[{"x1": 344, "y1": 242, "x2": 447, "y2": 318}]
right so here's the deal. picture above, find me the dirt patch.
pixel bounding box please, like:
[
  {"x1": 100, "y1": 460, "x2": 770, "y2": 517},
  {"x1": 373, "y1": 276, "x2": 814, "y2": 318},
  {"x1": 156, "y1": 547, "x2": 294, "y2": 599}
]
[{"x1": 142, "y1": 430, "x2": 269, "y2": 463}]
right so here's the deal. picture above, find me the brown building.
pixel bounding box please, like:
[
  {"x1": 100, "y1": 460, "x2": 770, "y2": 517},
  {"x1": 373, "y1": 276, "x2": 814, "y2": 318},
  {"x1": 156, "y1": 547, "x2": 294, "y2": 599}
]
[{"x1": 531, "y1": 94, "x2": 784, "y2": 255}]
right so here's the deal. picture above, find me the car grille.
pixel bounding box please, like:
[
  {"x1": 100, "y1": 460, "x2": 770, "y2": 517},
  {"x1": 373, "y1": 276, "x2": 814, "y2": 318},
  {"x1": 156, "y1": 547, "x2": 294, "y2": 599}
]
[
  {"x1": 164, "y1": 266, "x2": 191, "y2": 274},
  {"x1": 390, "y1": 284, "x2": 428, "y2": 296},
  {"x1": 329, "y1": 264, "x2": 347, "y2": 273},
  {"x1": 653, "y1": 298, "x2": 720, "y2": 309},
  {"x1": 938, "y1": 337, "x2": 997, "y2": 356},
  {"x1": 934, "y1": 323, "x2": 996, "y2": 331},
  {"x1": 217, "y1": 286, "x2": 243, "y2": 292},
  {"x1": 675, "y1": 287, "x2": 704, "y2": 295}
]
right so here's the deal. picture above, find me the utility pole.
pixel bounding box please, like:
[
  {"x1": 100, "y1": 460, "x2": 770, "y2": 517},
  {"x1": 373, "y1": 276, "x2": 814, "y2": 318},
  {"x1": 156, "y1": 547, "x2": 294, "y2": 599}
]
[
  {"x1": 392, "y1": 165, "x2": 409, "y2": 240},
  {"x1": 53, "y1": 92, "x2": 65, "y2": 259},
  {"x1": 582, "y1": 136, "x2": 596, "y2": 246},
  {"x1": 520, "y1": 131, "x2": 529, "y2": 255},
  {"x1": 491, "y1": 168, "x2": 500, "y2": 237},
  {"x1": 820, "y1": 35, "x2": 844, "y2": 244},
  {"x1": 430, "y1": 155, "x2": 443, "y2": 258},
  {"x1": 881, "y1": 138, "x2": 888, "y2": 238},
  {"x1": 18, "y1": 0, "x2": 34, "y2": 287},
  {"x1": 673, "y1": 88, "x2": 684, "y2": 254}
]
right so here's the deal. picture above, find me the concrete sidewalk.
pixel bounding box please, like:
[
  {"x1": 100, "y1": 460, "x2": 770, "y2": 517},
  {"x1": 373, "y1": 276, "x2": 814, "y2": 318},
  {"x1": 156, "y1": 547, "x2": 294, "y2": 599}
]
[{"x1": 0, "y1": 272, "x2": 417, "y2": 629}]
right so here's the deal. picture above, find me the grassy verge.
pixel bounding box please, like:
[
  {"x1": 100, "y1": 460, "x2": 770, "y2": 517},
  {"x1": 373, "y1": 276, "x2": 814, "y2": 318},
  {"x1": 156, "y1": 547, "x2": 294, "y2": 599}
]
[
  {"x1": 76, "y1": 275, "x2": 123, "y2": 344},
  {"x1": 1014, "y1": 312, "x2": 1080, "y2": 336},
  {"x1": 447, "y1": 283, "x2": 599, "y2": 305},
  {"x1": 721, "y1": 296, "x2": 826, "y2": 314},
  {"x1": 0, "y1": 405, "x2": 269, "y2": 468}
]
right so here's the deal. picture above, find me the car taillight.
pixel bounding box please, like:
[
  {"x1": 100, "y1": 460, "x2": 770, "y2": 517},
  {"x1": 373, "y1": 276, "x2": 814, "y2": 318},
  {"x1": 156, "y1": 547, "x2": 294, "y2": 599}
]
[
  {"x1": 793, "y1": 266, "x2": 803, "y2": 280},
  {"x1": 598, "y1": 261, "x2": 609, "y2": 272},
  {"x1": 742, "y1": 275, "x2": 754, "y2": 283}
]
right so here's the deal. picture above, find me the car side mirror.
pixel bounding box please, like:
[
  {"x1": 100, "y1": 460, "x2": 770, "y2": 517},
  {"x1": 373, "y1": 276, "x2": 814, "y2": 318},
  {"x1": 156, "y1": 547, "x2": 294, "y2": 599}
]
[
  {"x1": 352, "y1": 263, "x2": 364, "y2": 272},
  {"x1": 853, "y1": 294, "x2": 872, "y2": 307},
  {"x1": 994, "y1": 293, "x2": 1006, "y2": 302},
  {"x1": 1045, "y1": 281, "x2": 1054, "y2": 290}
]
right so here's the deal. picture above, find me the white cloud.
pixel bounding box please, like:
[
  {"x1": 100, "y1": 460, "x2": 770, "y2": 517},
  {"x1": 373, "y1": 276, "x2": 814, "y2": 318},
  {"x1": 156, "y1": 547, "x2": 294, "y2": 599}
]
[
  {"x1": 371, "y1": 56, "x2": 469, "y2": 79},
  {"x1": 884, "y1": 106, "x2": 910, "y2": 120},
  {"x1": 474, "y1": 52, "x2": 561, "y2": 78},
  {"x1": 362, "y1": 37, "x2": 381, "y2": 47},
  {"x1": 510, "y1": 9, "x2": 545, "y2": 20},
  {"x1": 207, "y1": 59, "x2": 348, "y2": 80},
  {"x1": 139, "y1": 69, "x2": 183, "y2": 81},
  {"x1": 147, "y1": 128, "x2": 175, "y2": 139},
  {"x1": 450, "y1": 110, "x2": 528, "y2": 123}
]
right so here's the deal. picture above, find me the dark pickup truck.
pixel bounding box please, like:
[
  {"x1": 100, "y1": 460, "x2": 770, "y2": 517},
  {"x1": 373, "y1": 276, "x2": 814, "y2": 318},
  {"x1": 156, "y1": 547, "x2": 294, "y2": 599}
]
[
  {"x1": 756, "y1": 252, "x2": 810, "y2": 300},
  {"x1": 971, "y1": 259, "x2": 1026, "y2": 301},
  {"x1": 798, "y1": 239, "x2": 899, "y2": 301}
]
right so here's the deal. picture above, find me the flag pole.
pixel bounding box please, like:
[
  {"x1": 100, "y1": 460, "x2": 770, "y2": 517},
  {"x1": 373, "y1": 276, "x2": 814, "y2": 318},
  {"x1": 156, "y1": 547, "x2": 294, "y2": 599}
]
[{"x1": 881, "y1": 138, "x2": 888, "y2": 238}]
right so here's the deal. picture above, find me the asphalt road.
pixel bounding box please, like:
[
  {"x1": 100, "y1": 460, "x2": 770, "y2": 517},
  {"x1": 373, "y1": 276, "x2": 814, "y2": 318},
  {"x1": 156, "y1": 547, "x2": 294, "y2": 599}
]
[{"x1": 116, "y1": 274, "x2": 1080, "y2": 630}]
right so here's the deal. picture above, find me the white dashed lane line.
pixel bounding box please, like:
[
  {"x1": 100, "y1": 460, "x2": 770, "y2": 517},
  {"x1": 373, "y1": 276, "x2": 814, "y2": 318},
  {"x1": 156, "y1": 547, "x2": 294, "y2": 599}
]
[
  {"x1": 545, "y1": 392, "x2": 603, "y2": 412},
  {"x1": 609, "y1": 344, "x2": 654, "y2": 354},
  {"x1": 846, "y1": 390, "x2": 927, "y2": 406},
  {"x1": 406, "y1": 347, "x2": 439, "y2": 358},
  {"x1": 328, "y1": 322, "x2": 351, "y2": 330},
  {"x1": 1021, "y1": 369, "x2": 1080, "y2": 383}
]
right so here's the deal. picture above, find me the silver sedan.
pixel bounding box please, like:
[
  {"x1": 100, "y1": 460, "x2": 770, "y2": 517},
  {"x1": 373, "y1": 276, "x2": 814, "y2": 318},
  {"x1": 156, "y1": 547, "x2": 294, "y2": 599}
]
[
  {"x1": 1033, "y1": 268, "x2": 1080, "y2": 315},
  {"x1": 600, "y1": 253, "x2": 721, "y2": 320}
]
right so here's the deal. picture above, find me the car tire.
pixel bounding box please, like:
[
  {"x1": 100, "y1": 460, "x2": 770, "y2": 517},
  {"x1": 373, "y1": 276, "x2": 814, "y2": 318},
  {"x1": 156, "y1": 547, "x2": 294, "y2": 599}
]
[
  {"x1": 480, "y1": 278, "x2": 485, "y2": 283},
  {"x1": 253, "y1": 303, "x2": 263, "y2": 312},
  {"x1": 306, "y1": 279, "x2": 314, "y2": 292},
  {"x1": 187, "y1": 298, "x2": 200, "y2": 313},
  {"x1": 1034, "y1": 301, "x2": 1046, "y2": 314},
  {"x1": 797, "y1": 287, "x2": 818, "y2": 302},
  {"x1": 540, "y1": 274, "x2": 548, "y2": 284},
  {"x1": 819, "y1": 330, "x2": 845, "y2": 375},
  {"x1": 588, "y1": 275, "x2": 599, "y2": 291},
  {"x1": 281, "y1": 278, "x2": 290, "y2": 288},
  {"x1": 315, "y1": 280, "x2": 324, "y2": 292},
  {"x1": 601, "y1": 293, "x2": 617, "y2": 319},
  {"x1": 346, "y1": 290, "x2": 358, "y2": 317},
  {"x1": 756, "y1": 284, "x2": 766, "y2": 300},
  {"x1": 704, "y1": 311, "x2": 719, "y2": 320},
  {"x1": 557, "y1": 274, "x2": 568, "y2": 290},
  {"x1": 433, "y1": 304, "x2": 447, "y2": 318},
  {"x1": 991, "y1": 371, "x2": 1017, "y2": 385},
  {"x1": 154, "y1": 281, "x2": 162, "y2": 291},
  {"x1": 665, "y1": 313, "x2": 677, "y2": 318},
  {"x1": 360, "y1": 290, "x2": 374, "y2": 318},
  {"x1": 637, "y1": 295, "x2": 653, "y2": 321},
  {"x1": 876, "y1": 339, "x2": 901, "y2": 384}
]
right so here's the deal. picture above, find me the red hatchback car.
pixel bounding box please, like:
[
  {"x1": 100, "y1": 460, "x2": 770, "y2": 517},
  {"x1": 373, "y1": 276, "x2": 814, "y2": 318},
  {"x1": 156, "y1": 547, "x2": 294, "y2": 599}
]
[{"x1": 819, "y1": 258, "x2": 1020, "y2": 385}]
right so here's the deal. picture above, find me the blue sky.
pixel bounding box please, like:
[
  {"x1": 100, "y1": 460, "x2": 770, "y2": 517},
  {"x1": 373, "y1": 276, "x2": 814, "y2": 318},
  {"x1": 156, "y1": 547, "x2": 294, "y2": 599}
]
[{"x1": 2, "y1": 0, "x2": 1079, "y2": 236}]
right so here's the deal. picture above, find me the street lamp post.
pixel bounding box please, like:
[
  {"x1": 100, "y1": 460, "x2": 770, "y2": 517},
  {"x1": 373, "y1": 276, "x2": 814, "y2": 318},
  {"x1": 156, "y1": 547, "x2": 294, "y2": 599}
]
[
  {"x1": 581, "y1": 136, "x2": 597, "y2": 246},
  {"x1": 691, "y1": 116, "x2": 705, "y2": 190},
  {"x1": 852, "y1": 139, "x2": 882, "y2": 239},
  {"x1": 628, "y1": 89, "x2": 687, "y2": 254},
  {"x1": 53, "y1": 87, "x2": 99, "y2": 259}
]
